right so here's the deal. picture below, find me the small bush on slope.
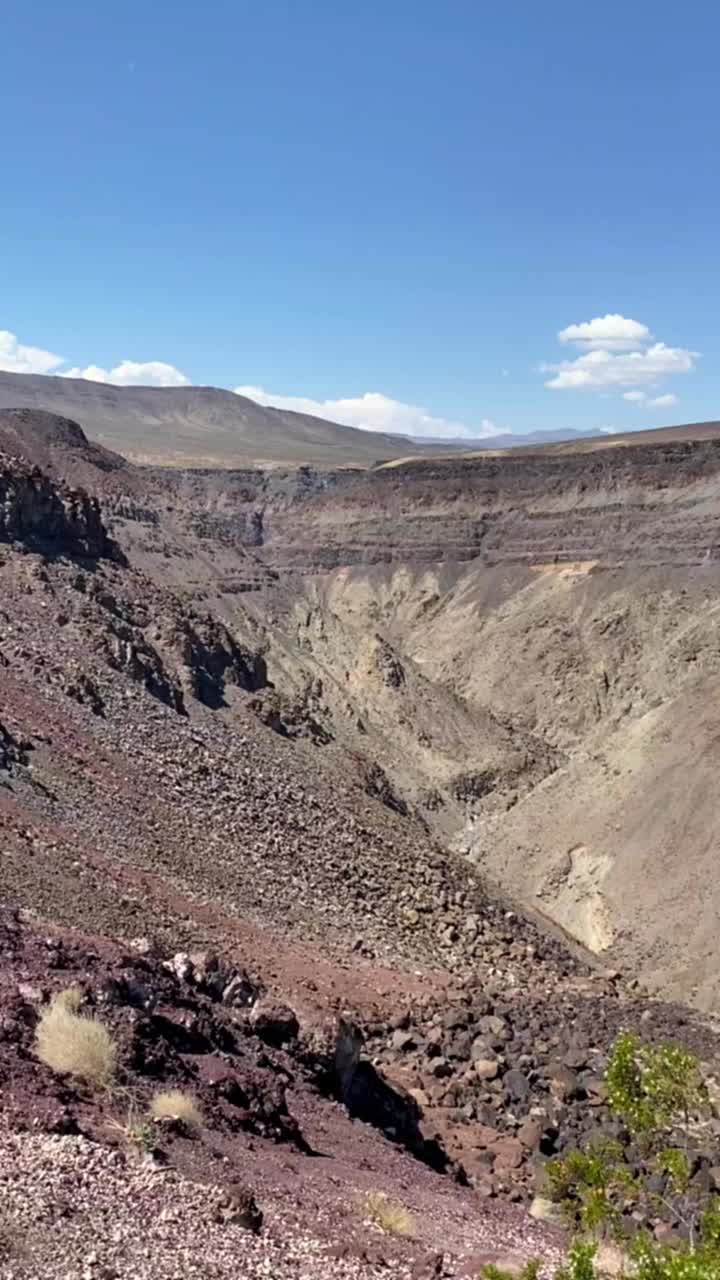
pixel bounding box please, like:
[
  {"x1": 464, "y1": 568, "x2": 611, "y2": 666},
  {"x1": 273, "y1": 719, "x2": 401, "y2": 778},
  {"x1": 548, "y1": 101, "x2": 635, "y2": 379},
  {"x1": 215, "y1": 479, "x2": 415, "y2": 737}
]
[
  {"x1": 149, "y1": 1089, "x2": 203, "y2": 1129},
  {"x1": 34, "y1": 987, "x2": 116, "y2": 1088},
  {"x1": 483, "y1": 1032, "x2": 720, "y2": 1280},
  {"x1": 361, "y1": 1190, "x2": 416, "y2": 1237},
  {"x1": 106, "y1": 1103, "x2": 156, "y2": 1155}
]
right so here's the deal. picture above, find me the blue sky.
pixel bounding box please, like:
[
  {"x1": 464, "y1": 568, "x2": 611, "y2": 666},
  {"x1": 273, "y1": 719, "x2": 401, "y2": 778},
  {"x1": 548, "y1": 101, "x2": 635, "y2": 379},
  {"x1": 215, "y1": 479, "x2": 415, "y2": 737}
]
[{"x1": 1, "y1": 0, "x2": 718, "y2": 438}]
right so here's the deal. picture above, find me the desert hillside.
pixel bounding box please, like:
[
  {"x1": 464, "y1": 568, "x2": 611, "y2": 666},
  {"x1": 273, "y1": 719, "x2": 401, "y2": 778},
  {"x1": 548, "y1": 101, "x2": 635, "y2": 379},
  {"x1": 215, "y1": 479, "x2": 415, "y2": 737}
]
[{"x1": 0, "y1": 371, "x2": 432, "y2": 467}]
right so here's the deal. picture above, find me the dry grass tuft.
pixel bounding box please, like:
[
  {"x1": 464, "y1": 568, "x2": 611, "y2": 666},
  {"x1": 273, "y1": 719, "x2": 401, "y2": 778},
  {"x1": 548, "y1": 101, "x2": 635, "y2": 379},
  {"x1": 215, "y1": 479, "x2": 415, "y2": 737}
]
[
  {"x1": 52, "y1": 985, "x2": 83, "y2": 1013},
  {"x1": 361, "y1": 1190, "x2": 416, "y2": 1237},
  {"x1": 106, "y1": 1108, "x2": 155, "y2": 1155},
  {"x1": 34, "y1": 988, "x2": 116, "y2": 1088},
  {"x1": 149, "y1": 1089, "x2": 203, "y2": 1129}
]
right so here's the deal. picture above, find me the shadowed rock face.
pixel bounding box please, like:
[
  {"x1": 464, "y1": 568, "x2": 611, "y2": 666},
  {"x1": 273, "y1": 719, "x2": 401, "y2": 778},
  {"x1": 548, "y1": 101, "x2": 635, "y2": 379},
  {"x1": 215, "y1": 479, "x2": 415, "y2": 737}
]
[
  {"x1": 0, "y1": 452, "x2": 114, "y2": 560},
  {"x1": 0, "y1": 718, "x2": 28, "y2": 776}
]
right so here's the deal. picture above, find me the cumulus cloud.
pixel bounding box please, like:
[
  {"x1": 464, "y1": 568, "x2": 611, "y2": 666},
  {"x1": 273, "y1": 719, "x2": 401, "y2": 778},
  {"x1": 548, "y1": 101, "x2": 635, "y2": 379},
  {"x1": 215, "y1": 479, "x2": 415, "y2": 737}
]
[
  {"x1": 62, "y1": 359, "x2": 190, "y2": 387},
  {"x1": 544, "y1": 342, "x2": 697, "y2": 391},
  {"x1": 544, "y1": 313, "x2": 699, "y2": 398},
  {"x1": 234, "y1": 385, "x2": 499, "y2": 439},
  {"x1": 648, "y1": 393, "x2": 678, "y2": 408},
  {"x1": 0, "y1": 329, "x2": 65, "y2": 375},
  {"x1": 558, "y1": 314, "x2": 651, "y2": 351},
  {"x1": 0, "y1": 327, "x2": 191, "y2": 387}
]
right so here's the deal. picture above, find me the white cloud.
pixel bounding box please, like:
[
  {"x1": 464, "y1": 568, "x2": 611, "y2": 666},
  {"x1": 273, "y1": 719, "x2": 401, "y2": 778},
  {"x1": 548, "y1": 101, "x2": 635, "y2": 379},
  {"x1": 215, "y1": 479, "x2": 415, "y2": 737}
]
[
  {"x1": 546, "y1": 314, "x2": 698, "y2": 403},
  {"x1": 559, "y1": 314, "x2": 651, "y2": 351},
  {"x1": 622, "y1": 390, "x2": 679, "y2": 409},
  {"x1": 0, "y1": 327, "x2": 191, "y2": 387},
  {"x1": 63, "y1": 359, "x2": 190, "y2": 387},
  {"x1": 0, "y1": 329, "x2": 65, "y2": 375},
  {"x1": 234, "y1": 385, "x2": 499, "y2": 439},
  {"x1": 544, "y1": 340, "x2": 699, "y2": 391}
]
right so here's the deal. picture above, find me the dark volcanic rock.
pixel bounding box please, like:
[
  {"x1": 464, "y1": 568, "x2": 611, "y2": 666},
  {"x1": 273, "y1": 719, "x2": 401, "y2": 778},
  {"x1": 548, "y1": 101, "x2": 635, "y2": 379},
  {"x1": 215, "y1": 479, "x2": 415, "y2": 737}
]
[{"x1": 0, "y1": 449, "x2": 116, "y2": 560}]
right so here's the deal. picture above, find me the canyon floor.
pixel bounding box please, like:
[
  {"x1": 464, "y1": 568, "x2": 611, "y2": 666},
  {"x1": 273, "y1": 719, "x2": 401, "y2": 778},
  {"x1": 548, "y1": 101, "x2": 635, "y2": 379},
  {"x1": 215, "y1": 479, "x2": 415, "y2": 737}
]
[{"x1": 2, "y1": 403, "x2": 720, "y2": 1276}]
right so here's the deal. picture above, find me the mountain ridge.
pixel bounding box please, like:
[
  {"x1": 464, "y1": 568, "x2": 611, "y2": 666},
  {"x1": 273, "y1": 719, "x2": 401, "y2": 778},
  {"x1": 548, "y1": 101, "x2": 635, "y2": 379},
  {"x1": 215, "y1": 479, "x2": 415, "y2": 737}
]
[
  {"x1": 4, "y1": 368, "x2": 717, "y2": 469},
  {"x1": 0, "y1": 370, "x2": 432, "y2": 467}
]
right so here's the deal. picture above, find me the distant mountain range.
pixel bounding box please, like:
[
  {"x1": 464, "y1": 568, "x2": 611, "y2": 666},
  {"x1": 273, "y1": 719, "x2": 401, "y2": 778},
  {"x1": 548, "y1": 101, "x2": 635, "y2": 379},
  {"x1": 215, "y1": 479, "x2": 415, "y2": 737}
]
[
  {"x1": 0, "y1": 370, "x2": 432, "y2": 468},
  {"x1": 0, "y1": 369, "x2": 656, "y2": 468},
  {"x1": 405, "y1": 427, "x2": 612, "y2": 448}
]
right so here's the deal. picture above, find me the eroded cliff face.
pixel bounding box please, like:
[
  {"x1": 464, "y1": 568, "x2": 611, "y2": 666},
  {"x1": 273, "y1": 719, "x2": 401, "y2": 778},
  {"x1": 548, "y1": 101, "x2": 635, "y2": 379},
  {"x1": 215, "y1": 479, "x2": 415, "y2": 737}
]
[
  {"x1": 127, "y1": 434, "x2": 720, "y2": 575},
  {"x1": 291, "y1": 551, "x2": 720, "y2": 1009}
]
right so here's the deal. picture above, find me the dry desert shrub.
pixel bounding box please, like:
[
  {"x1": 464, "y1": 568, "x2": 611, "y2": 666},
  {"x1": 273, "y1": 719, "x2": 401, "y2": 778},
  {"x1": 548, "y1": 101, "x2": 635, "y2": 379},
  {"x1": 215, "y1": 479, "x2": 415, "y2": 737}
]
[
  {"x1": 34, "y1": 987, "x2": 116, "y2": 1088},
  {"x1": 361, "y1": 1190, "x2": 416, "y2": 1237},
  {"x1": 149, "y1": 1089, "x2": 203, "y2": 1129}
]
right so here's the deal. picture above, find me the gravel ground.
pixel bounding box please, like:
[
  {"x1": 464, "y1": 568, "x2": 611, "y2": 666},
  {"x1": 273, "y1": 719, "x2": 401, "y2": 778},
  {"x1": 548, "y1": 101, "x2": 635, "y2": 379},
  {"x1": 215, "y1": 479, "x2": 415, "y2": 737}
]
[{"x1": 0, "y1": 1131, "x2": 413, "y2": 1280}]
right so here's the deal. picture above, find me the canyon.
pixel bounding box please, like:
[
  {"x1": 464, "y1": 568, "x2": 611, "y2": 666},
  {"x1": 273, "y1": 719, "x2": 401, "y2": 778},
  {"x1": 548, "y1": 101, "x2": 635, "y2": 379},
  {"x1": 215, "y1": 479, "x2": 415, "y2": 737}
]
[
  {"x1": 3, "y1": 405, "x2": 720, "y2": 1004},
  {"x1": 2, "y1": 395, "x2": 720, "y2": 1276}
]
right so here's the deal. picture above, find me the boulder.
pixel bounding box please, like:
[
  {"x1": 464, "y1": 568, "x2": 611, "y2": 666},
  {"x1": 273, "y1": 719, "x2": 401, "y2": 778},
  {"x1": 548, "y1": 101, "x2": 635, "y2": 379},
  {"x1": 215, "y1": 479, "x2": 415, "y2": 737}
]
[
  {"x1": 504, "y1": 1069, "x2": 531, "y2": 1103},
  {"x1": 477, "y1": 1014, "x2": 510, "y2": 1039},
  {"x1": 250, "y1": 1000, "x2": 299, "y2": 1047},
  {"x1": 474, "y1": 1058, "x2": 499, "y2": 1081},
  {"x1": 222, "y1": 971, "x2": 260, "y2": 1009},
  {"x1": 517, "y1": 1117, "x2": 543, "y2": 1150},
  {"x1": 492, "y1": 1136, "x2": 524, "y2": 1172},
  {"x1": 470, "y1": 1037, "x2": 498, "y2": 1062},
  {"x1": 391, "y1": 1028, "x2": 417, "y2": 1052},
  {"x1": 529, "y1": 1196, "x2": 565, "y2": 1225},
  {"x1": 212, "y1": 1183, "x2": 263, "y2": 1233},
  {"x1": 547, "y1": 1062, "x2": 579, "y2": 1100}
]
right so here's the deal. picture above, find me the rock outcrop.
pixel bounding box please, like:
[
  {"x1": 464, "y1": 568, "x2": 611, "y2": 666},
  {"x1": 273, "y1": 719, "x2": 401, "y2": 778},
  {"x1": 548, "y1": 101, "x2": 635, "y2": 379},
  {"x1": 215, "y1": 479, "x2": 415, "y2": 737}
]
[{"x1": 0, "y1": 451, "x2": 115, "y2": 560}]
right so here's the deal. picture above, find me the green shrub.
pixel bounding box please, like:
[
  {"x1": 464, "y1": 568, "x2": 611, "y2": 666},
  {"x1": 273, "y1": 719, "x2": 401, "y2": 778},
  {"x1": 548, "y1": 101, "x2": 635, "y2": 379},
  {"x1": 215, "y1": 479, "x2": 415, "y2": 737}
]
[{"x1": 482, "y1": 1032, "x2": 720, "y2": 1280}]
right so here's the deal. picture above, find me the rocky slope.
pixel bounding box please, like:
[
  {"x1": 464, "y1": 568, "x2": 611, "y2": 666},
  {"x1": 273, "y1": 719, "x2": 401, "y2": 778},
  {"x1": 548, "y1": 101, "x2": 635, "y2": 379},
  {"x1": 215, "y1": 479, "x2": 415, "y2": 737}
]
[{"x1": 0, "y1": 914, "x2": 584, "y2": 1279}]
